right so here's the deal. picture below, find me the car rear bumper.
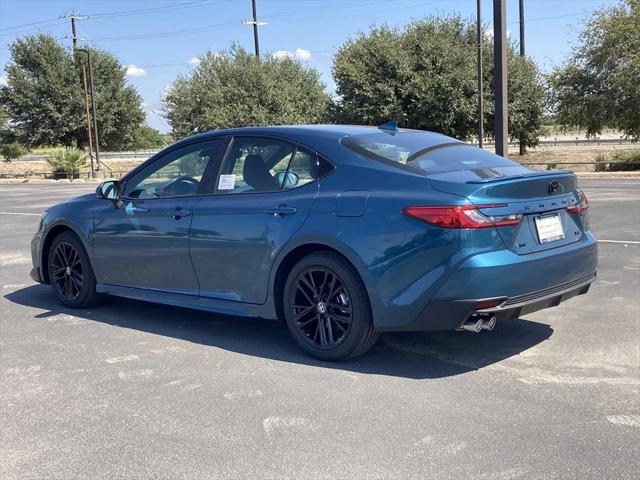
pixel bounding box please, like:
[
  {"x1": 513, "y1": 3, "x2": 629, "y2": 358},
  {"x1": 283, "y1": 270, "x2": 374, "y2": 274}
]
[
  {"x1": 370, "y1": 232, "x2": 598, "y2": 331},
  {"x1": 376, "y1": 270, "x2": 596, "y2": 332}
]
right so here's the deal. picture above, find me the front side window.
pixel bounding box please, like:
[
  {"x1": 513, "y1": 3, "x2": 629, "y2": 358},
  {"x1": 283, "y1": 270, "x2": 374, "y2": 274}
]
[
  {"x1": 216, "y1": 137, "x2": 296, "y2": 194},
  {"x1": 123, "y1": 140, "x2": 223, "y2": 198}
]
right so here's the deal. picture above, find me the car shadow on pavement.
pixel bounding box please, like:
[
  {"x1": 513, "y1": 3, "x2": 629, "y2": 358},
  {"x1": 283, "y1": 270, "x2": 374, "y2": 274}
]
[{"x1": 5, "y1": 285, "x2": 553, "y2": 380}]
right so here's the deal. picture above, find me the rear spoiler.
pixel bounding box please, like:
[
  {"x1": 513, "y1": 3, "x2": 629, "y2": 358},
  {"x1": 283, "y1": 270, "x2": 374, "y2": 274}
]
[{"x1": 465, "y1": 170, "x2": 574, "y2": 184}]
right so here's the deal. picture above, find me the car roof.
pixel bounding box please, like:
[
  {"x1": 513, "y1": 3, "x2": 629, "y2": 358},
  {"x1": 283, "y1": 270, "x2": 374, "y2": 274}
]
[
  {"x1": 176, "y1": 124, "x2": 454, "y2": 144},
  {"x1": 170, "y1": 125, "x2": 457, "y2": 166}
]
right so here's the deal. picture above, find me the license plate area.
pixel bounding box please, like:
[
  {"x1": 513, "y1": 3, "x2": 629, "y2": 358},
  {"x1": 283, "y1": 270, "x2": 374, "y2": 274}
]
[{"x1": 535, "y1": 213, "x2": 565, "y2": 244}]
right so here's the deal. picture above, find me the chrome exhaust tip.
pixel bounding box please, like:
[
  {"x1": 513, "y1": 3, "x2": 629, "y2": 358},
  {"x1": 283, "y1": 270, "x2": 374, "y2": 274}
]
[
  {"x1": 481, "y1": 316, "x2": 497, "y2": 331},
  {"x1": 460, "y1": 317, "x2": 483, "y2": 333}
]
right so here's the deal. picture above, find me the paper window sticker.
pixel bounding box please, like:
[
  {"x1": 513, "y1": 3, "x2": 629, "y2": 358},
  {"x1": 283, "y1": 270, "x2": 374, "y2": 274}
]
[{"x1": 218, "y1": 174, "x2": 236, "y2": 190}]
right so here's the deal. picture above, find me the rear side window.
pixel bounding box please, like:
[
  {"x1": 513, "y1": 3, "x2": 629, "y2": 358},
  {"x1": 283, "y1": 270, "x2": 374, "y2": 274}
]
[
  {"x1": 215, "y1": 137, "x2": 333, "y2": 194},
  {"x1": 342, "y1": 132, "x2": 519, "y2": 174},
  {"x1": 217, "y1": 137, "x2": 295, "y2": 194}
]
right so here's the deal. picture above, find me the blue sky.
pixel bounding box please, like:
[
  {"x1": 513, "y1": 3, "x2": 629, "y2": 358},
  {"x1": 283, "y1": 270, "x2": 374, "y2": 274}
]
[{"x1": 1, "y1": 0, "x2": 617, "y2": 133}]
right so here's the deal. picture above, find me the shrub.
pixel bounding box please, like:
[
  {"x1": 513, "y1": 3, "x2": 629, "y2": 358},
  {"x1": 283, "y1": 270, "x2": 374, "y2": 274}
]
[
  {"x1": 608, "y1": 149, "x2": 640, "y2": 171},
  {"x1": 595, "y1": 150, "x2": 640, "y2": 172},
  {"x1": 594, "y1": 153, "x2": 609, "y2": 172},
  {"x1": 46, "y1": 149, "x2": 86, "y2": 179},
  {"x1": 0, "y1": 142, "x2": 28, "y2": 162}
]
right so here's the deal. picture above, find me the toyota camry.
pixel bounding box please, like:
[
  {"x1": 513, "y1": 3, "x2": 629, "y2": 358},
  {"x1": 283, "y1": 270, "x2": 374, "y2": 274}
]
[{"x1": 30, "y1": 124, "x2": 598, "y2": 360}]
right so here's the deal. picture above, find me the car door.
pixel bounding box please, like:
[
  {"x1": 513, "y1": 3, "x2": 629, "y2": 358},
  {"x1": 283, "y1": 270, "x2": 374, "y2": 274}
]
[
  {"x1": 92, "y1": 138, "x2": 225, "y2": 294},
  {"x1": 189, "y1": 136, "x2": 326, "y2": 304}
]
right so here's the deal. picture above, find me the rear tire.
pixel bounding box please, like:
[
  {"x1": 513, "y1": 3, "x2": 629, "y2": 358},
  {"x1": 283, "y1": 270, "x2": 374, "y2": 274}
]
[
  {"x1": 282, "y1": 252, "x2": 379, "y2": 361},
  {"x1": 48, "y1": 231, "x2": 100, "y2": 308}
]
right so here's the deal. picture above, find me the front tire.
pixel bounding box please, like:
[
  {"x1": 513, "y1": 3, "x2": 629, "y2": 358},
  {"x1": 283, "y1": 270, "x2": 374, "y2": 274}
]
[
  {"x1": 282, "y1": 252, "x2": 379, "y2": 361},
  {"x1": 48, "y1": 231, "x2": 100, "y2": 308}
]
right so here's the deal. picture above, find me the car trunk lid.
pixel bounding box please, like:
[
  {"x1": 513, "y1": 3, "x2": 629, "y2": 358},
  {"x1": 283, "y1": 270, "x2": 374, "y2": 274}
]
[{"x1": 427, "y1": 168, "x2": 587, "y2": 254}]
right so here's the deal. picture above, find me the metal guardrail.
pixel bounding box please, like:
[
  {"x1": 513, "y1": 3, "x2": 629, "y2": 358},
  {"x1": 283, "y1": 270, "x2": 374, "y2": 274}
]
[
  {"x1": 20, "y1": 150, "x2": 160, "y2": 162},
  {"x1": 484, "y1": 138, "x2": 638, "y2": 147}
]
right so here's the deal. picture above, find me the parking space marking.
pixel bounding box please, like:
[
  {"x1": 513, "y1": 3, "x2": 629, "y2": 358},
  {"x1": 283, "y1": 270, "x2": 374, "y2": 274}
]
[
  {"x1": 0, "y1": 211, "x2": 41, "y2": 216},
  {"x1": 606, "y1": 415, "x2": 640, "y2": 428},
  {"x1": 598, "y1": 239, "x2": 640, "y2": 245}
]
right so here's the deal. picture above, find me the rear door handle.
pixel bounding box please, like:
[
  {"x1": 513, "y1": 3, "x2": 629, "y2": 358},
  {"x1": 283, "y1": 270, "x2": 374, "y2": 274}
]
[
  {"x1": 264, "y1": 205, "x2": 297, "y2": 217},
  {"x1": 167, "y1": 208, "x2": 191, "y2": 220}
]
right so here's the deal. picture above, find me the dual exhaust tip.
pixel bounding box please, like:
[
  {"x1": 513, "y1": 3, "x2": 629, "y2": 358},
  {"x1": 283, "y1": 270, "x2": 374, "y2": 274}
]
[{"x1": 459, "y1": 315, "x2": 496, "y2": 333}]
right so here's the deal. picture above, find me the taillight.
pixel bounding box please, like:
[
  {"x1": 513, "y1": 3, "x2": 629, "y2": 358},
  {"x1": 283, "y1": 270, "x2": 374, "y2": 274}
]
[
  {"x1": 567, "y1": 191, "x2": 589, "y2": 214},
  {"x1": 403, "y1": 204, "x2": 522, "y2": 229}
]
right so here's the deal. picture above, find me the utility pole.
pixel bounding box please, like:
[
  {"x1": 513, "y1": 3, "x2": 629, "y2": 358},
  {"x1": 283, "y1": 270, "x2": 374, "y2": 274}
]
[
  {"x1": 66, "y1": 12, "x2": 97, "y2": 177},
  {"x1": 476, "y1": 0, "x2": 484, "y2": 149},
  {"x1": 493, "y1": 0, "x2": 508, "y2": 157},
  {"x1": 518, "y1": 0, "x2": 526, "y2": 156},
  {"x1": 82, "y1": 65, "x2": 95, "y2": 176},
  {"x1": 251, "y1": 0, "x2": 260, "y2": 59},
  {"x1": 242, "y1": 0, "x2": 268, "y2": 59},
  {"x1": 77, "y1": 48, "x2": 101, "y2": 173}
]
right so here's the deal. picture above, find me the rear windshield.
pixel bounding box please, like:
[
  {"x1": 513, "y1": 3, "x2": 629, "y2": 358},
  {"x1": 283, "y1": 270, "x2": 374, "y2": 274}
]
[{"x1": 341, "y1": 132, "x2": 519, "y2": 174}]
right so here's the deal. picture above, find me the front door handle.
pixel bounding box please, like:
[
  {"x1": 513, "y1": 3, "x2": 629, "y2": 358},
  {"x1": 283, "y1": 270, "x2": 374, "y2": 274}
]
[
  {"x1": 264, "y1": 205, "x2": 297, "y2": 217},
  {"x1": 167, "y1": 208, "x2": 191, "y2": 220}
]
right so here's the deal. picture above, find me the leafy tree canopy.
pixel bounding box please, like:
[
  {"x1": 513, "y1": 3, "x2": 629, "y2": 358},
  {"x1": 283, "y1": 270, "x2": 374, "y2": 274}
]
[
  {"x1": 0, "y1": 34, "x2": 146, "y2": 150},
  {"x1": 332, "y1": 16, "x2": 547, "y2": 147},
  {"x1": 163, "y1": 44, "x2": 332, "y2": 139},
  {"x1": 550, "y1": 0, "x2": 639, "y2": 138}
]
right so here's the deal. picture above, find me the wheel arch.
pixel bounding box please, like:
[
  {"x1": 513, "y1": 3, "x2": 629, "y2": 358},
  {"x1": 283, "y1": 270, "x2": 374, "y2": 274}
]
[
  {"x1": 271, "y1": 238, "x2": 371, "y2": 322},
  {"x1": 40, "y1": 223, "x2": 88, "y2": 284}
]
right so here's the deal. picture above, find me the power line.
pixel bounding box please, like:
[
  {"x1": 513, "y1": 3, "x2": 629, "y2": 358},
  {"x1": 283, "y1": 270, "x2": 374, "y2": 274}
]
[
  {"x1": 86, "y1": 0, "x2": 223, "y2": 19},
  {"x1": 0, "y1": 17, "x2": 60, "y2": 32},
  {"x1": 0, "y1": 20, "x2": 67, "y2": 38}
]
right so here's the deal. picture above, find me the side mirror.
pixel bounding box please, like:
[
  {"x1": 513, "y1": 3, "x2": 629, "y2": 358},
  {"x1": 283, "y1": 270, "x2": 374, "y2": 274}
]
[
  {"x1": 276, "y1": 171, "x2": 300, "y2": 188},
  {"x1": 96, "y1": 180, "x2": 119, "y2": 200}
]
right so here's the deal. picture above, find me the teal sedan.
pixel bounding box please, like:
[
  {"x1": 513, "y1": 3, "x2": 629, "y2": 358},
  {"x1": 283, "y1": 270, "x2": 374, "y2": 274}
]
[{"x1": 31, "y1": 124, "x2": 598, "y2": 360}]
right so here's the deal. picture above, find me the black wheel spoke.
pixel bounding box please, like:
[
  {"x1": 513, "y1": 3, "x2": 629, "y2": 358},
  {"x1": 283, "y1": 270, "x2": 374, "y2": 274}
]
[
  {"x1": 293, "y1": 305, "x2": 315, "y2": 320},
  {"x1": 290, "y1": 266, "x2": 352, "y2": 350},
  {"x1": 51, "y1": 241, "x2": 84, "y2": 301}
]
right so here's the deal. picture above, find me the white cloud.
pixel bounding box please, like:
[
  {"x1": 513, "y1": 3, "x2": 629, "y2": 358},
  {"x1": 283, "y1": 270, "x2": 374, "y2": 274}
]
[
  {"x1": 0, "y1": 76, "x2": 7, "y2": 86},
  {"x1": 188, "y1": 57, "x2": 201, "y2": 66},
  {"x1": 125, "y1": 64, "x2": 147, "y2": 77},
  {"x1": 272, "y1": 48, "x2": 312, "y2": 61}
]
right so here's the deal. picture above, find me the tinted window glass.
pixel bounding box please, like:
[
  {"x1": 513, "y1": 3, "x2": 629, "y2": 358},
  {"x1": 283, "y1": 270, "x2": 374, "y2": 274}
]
[
  {"x1": 284, "y1": 148, "x2": 316, "y2": 190},
  {"x1": 123, "y1": 140, "x2": 222, "y2": 198},
  {"x1": 217, "y1": 137, "x2": 295, "y2": 194},
  {"x1": 318, "y1": 157, "x2": 334, "y2": 178},
  {"x1": 411, "y1": 145, "x2": 519, "y2": 173},
  {"x1": 342, "y1": 132, "x2": 519, "y2": 173}
]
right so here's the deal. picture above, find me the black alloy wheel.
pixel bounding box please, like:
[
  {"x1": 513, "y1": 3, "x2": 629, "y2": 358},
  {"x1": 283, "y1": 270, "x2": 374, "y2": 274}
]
[
  {"x1": 51, "y1": 241, "x2": 84, "y2": 301},
  {"x1": 283, "y1": 252, "x2": 379, "y2": 360},
  {"x1": 48, "y1": 231, "x2": 100, "y2": 308},
  {"x1": 290, "y1": 266, "x2": 353, "y2": 349}
]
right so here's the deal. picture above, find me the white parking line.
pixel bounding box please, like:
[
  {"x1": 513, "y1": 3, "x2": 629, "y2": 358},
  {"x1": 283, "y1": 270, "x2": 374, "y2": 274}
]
[
  {"x1": 599, "y1": 239, "x2": 640, "y2": 245},
  {"x1": 0, "y1": 211, "x2": 41, "y2": 216}
]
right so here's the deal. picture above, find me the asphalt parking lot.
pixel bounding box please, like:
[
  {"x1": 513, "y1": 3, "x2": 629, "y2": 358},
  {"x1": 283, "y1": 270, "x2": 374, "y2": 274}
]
[{"x1": 1, "y1": 179, "x2": 639, "y2": 479}]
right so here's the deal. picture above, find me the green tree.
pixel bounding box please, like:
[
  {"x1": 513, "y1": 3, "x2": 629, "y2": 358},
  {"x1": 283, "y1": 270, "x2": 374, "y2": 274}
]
[
  {"x1": 131, "y1": 125, "x2": 168, "y2": 150},
  {"x1": 0, "y1": 142, "x2": 28, "y2": 162},
  {"x1": 549, "y1": 0, "x2": 639, "y2": 138},
  {"x1": 0, "y1": 34, "x2": 146, "y2": 150},
  {"x1": 163, "y1": 45, "x2": 331, "y2": 138},
  {"x1": 332, "y1": 17, "x2": 547, "y2": 147}
]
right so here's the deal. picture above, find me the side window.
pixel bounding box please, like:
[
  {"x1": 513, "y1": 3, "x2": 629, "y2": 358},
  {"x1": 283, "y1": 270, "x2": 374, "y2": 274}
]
[
  {"x1": 217, "y1": 137, "x2": 295, "y2": 194},
  {"x1": 285, "y1": 148, "x2": 316, "y2": 190},
  {"x1": 123, "y1": 140, "x2": 223, "y2": 198}
]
